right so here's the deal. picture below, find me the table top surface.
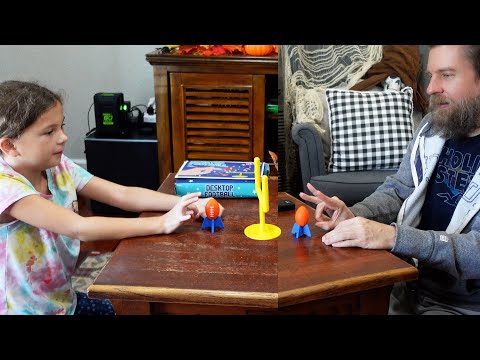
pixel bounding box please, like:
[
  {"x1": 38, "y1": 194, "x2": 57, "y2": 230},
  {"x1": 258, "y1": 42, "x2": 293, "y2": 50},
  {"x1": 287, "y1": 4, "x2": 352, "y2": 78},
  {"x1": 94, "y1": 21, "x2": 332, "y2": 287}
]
[{"x1": 88, "y1": 174, "x2": 417, "y2": 309}]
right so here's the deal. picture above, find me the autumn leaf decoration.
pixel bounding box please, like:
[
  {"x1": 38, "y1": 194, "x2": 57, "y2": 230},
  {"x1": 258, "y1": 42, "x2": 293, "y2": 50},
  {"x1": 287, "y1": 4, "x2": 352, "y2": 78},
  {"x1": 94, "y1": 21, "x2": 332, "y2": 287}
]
[
  {"x1": 222, "y1": 45, "x2": 246, "y2": 54},
  {"x1": 171, "y1": 45, "x2": 277, "y2": 56}
]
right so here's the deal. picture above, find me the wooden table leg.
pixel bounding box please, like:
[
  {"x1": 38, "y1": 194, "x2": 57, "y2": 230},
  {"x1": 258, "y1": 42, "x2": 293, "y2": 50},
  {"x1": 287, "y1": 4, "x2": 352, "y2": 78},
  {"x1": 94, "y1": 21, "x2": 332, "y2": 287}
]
[{"x1": 110, "y1": 300, "x2": 151, "y2": 315}]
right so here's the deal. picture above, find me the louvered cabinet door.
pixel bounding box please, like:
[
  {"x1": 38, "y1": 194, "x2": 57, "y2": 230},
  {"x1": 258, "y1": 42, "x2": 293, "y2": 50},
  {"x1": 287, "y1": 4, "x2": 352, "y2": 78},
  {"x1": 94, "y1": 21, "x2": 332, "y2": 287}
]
[{"x1": 170, "y1": 73, "x2": 265, "y2": 172}]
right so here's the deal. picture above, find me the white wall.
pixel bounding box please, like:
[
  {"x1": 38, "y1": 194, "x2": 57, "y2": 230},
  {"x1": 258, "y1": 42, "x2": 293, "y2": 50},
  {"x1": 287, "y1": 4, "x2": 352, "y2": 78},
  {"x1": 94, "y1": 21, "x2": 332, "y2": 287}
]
[{"x1": 0, "y1": 45, "x2": 159, "y2": 167}]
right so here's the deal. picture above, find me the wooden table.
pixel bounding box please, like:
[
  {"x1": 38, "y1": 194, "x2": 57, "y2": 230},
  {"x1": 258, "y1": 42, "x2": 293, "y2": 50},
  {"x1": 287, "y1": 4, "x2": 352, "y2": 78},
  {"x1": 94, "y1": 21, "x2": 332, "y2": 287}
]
[{"x1": 88, "y1": 174, "x2": 417, "y2": 315}]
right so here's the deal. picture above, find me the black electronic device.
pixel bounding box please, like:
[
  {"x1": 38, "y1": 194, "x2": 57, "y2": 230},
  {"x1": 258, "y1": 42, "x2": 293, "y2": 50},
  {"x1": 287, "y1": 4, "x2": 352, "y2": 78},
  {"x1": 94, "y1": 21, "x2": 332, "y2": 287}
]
[
  {"x1": 278, "y1": 199, "x2": 295, "y2": 211},
  {"x1": 94, "y1": 92, "x2": 130, "y2": 138}
]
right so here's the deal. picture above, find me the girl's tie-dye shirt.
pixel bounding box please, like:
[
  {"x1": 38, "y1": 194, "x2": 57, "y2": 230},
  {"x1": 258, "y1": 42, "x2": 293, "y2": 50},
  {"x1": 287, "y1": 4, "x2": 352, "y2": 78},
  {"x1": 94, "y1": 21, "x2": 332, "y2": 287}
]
[{"x1": 0, "y1": 155, "x2": 93, "y2": 314}]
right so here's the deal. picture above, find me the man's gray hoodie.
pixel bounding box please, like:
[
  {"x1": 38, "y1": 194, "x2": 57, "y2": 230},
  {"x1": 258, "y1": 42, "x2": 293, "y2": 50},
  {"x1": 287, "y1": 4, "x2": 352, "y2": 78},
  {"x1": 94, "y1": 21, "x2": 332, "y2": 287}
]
[{"x1": 350, "y1": 113, "x2": 480, "y2": 310}]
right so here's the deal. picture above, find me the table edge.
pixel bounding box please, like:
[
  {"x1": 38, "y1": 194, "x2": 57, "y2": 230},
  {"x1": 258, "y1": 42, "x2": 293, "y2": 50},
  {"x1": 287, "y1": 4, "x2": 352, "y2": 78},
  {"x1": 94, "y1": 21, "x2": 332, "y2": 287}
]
[
  {"x1": 278, "y1": 267, "x2": 418, "y2": 307},
  {"x1": 88, "y1": 285, "x2": 278, "y2": 309}
]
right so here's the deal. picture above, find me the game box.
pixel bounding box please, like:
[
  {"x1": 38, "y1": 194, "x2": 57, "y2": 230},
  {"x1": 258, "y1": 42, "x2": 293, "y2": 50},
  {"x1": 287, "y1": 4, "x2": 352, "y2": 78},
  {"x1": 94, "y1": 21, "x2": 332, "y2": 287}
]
[{"x1": 175, "y1": 160, "x2": 270, "y2": 198}]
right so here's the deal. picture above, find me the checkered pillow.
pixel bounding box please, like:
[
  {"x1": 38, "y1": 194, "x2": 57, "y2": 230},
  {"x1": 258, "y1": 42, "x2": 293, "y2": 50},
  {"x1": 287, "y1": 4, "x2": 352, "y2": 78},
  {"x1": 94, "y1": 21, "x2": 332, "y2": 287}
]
[{"x1": 326, "y1": 87, "x2": 414, "y2": 172}]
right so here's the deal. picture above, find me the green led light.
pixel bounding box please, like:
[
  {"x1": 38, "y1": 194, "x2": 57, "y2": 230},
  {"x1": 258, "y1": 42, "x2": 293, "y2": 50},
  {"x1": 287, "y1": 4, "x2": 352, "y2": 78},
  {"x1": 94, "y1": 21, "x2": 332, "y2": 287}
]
[
  {"x1": 266, "y1": 104, "x2": 278, "y2": 114},
  {"x1": 123, "y1": 104, "x2": 127, "y2": 111},
  {"x1": 102, "y1": 112, "x2": 114, "y2": 125}
]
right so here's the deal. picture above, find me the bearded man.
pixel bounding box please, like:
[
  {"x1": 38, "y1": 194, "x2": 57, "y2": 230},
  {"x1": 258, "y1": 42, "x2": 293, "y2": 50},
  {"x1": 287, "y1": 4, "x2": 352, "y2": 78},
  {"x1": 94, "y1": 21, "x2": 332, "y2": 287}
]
[{"x1": 299, "y1": 45, "x2": 480, "y2": 315}]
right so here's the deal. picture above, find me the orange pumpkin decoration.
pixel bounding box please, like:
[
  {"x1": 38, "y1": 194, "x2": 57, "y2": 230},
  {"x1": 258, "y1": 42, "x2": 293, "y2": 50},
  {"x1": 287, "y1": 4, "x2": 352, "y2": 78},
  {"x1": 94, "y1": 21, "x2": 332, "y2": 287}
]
[{"x1": 244, "y1": 45, "x2": 273, "y2": 56}]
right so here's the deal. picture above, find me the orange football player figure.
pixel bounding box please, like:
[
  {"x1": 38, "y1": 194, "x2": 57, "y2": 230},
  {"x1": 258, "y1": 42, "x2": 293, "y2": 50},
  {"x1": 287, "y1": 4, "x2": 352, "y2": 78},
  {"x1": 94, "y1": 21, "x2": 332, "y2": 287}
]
[
  {"x1": 201, "y1": 198, "x2": 224, "y2": 233},
  {"x1": 291, "y1": 205, "x2": 311, "y2": 238}
]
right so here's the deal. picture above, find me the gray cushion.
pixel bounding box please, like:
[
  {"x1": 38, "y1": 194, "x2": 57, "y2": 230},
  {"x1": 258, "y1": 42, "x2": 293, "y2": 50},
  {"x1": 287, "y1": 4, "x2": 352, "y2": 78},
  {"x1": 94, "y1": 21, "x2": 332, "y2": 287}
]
[{"x1": 309, "y1": 169, "x2": 396, "y2": 206}]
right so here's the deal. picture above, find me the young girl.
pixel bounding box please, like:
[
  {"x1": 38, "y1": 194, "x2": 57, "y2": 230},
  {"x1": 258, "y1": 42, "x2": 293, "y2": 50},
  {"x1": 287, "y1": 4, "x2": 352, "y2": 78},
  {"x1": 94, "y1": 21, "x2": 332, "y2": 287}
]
[{"x1": 0, "y1": 80, "x2": 224, "y2": 315}]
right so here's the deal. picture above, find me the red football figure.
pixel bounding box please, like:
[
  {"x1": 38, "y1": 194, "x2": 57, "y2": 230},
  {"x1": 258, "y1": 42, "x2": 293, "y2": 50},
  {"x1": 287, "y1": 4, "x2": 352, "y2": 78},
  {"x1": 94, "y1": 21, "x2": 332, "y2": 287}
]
[
  {"x1": 295, "y1": 206, "x2": 309, "y2": 227},
  {"x1": 292, "y1": 205, "x2": 311, "y2": 238},
  {"x1": 205, "y1": 198, "x2": 220, "y2": 220},
  {"x1": 202, "y1": 198, "x2": 224, "y2": 233}
]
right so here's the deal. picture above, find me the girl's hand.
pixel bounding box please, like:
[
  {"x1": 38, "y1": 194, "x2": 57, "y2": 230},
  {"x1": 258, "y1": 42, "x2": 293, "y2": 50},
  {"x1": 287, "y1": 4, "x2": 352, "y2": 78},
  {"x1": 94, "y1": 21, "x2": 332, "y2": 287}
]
[
  {"x1": 191, "y1": 197, "x2": 225, "y2": 219},
  {"x1": 161, "y1": 192, "x2": 201, "y2": 234}
]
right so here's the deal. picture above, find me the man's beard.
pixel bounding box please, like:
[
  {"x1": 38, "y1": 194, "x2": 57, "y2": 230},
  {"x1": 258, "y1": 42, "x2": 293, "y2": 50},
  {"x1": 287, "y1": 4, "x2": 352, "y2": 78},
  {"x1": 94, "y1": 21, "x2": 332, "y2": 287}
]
[{"x1": 429, "y1": 95, "x2": 480, "y2": 139}]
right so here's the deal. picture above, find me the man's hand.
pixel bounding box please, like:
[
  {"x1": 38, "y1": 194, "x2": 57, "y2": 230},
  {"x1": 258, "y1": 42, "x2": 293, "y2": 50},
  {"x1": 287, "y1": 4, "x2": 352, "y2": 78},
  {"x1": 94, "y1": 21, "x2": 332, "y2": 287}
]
[
  {"x1": 322, "y1": 217, "x2": 396, "y2": 250},
  {"x1": 299, "y1": 182, "x2": 354, "y2": 230}
]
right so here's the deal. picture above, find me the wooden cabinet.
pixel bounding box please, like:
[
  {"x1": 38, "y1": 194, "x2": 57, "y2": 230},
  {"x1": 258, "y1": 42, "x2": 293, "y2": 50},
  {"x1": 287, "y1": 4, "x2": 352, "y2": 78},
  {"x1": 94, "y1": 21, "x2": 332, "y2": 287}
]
[{"x1": 146, "y1": 50, "x2": 278, "y2": 183}]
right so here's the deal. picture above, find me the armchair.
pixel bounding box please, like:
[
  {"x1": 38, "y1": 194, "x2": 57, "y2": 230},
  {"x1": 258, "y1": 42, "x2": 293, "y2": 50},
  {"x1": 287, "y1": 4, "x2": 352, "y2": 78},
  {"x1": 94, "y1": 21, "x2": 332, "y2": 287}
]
[
  {"x1": 292, "y1": 122, "x2": 396, "y2": 206},
  {"x1": 285, "y1": 45, "x2": 428, "y2": 207}
]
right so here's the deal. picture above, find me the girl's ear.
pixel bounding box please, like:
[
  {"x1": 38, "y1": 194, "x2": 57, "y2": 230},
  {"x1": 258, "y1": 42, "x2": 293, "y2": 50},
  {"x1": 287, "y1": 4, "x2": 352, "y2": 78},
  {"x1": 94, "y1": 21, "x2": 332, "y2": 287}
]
[{"x1": 0, "y1": 137, "x2": 17, "y2": 155}]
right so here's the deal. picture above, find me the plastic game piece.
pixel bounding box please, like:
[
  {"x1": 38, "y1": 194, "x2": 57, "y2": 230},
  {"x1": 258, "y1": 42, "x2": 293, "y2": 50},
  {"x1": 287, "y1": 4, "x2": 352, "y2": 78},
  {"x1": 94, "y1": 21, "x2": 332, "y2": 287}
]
[
  {"x1": 291, "y1": 205, "x2": 311, "y2": 238},
  {"x1": 244, "y1": 157, "x2": 282, "y2": 240},
  {"x1": 201, "y1": 198, "x2": 224, "y2": 233}
]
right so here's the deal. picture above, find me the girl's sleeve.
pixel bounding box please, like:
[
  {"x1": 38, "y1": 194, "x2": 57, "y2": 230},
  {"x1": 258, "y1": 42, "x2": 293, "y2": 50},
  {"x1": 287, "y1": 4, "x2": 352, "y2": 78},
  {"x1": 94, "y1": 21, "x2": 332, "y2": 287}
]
[
  {"x1": 0, "y1": 174, "x2": 38, "y2": 214},
  {"x1": 61, "y1": 156, "x2": 94, "y2": 192}
]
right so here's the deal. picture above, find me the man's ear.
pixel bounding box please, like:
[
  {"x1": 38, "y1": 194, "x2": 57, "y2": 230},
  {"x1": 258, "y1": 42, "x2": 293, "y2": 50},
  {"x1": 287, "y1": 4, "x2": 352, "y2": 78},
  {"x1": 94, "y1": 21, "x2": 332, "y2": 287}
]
[{"x1": 0, "y1": 137, "x2": 17, "y2": 155}]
